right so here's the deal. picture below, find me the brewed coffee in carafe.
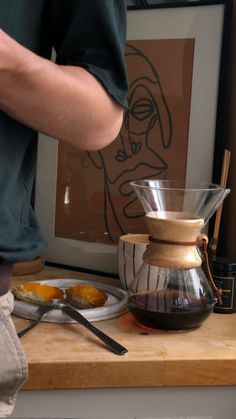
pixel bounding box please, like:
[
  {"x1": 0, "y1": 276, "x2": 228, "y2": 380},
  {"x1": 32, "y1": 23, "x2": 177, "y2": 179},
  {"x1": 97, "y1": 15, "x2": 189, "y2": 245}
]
[{"x1": 128, "y1": 180, "x2": 230, "y2": 330}]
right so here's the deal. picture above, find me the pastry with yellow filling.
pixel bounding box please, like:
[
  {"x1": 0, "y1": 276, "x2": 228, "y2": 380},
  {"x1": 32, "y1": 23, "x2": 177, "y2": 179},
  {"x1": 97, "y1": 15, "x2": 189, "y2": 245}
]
[
  {"x1": 12, "y1": 282, "x2": 64, "y2": 305},
  {"x1": 65, "y1": 283, "x2": 108, "y2": 309}
]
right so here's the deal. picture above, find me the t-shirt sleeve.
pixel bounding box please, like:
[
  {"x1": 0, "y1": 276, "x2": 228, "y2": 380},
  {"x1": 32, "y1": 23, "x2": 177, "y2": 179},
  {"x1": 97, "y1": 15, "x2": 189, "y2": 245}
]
[{"x1": 50, "y1": 0, "x2": 128, "y2": 108}]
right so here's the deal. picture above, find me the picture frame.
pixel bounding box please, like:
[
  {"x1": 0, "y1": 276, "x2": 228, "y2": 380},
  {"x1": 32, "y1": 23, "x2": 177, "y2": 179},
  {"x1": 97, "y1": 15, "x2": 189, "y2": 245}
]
[{"x1": 35, "y1": 0, "x2": 230, "y2": 275}]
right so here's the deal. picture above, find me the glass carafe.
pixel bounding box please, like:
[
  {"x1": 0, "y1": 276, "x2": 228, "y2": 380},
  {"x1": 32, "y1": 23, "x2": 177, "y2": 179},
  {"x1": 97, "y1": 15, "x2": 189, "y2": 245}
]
[{"x1": 128, "y1": 180, "x2": 230, "y2": 330}]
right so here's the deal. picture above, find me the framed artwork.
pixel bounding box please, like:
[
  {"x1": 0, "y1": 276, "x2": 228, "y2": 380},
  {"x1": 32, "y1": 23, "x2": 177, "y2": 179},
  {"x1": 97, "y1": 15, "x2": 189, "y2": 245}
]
[{"x1": 35, "y1": 0, "x2": 230, "y2": 274}]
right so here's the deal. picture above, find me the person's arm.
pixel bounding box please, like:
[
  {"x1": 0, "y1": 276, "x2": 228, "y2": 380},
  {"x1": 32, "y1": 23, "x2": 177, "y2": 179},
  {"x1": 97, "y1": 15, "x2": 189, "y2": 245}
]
[{"x1": 0, "y1": 29, "x2": 124, "y2": 151}]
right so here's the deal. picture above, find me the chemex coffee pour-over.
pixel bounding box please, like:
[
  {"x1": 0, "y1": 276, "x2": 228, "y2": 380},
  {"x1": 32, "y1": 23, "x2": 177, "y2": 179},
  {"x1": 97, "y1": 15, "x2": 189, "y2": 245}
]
[{"x1": 128, "y1": 180, "x2": 230, "y2": 330}]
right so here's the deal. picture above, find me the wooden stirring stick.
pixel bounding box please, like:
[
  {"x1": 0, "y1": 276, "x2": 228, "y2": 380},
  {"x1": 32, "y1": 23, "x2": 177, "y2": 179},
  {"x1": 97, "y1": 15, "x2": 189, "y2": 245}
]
[{"x1": 209, "y1": 149, "x2": 231, "y2": 257}]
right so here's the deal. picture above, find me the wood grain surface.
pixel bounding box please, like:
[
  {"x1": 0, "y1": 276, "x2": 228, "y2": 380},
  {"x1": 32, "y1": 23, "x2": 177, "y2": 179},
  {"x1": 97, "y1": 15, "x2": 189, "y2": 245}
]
[{"x1": 11, "y1": 266, "x2": 236, "y2": 390}]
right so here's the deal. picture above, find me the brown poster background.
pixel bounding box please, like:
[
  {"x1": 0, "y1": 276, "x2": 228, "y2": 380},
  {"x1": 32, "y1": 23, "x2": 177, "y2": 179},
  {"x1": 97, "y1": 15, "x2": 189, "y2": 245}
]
[{"x1": 55, "y1": 39, "x2": 195, "y2": 244}]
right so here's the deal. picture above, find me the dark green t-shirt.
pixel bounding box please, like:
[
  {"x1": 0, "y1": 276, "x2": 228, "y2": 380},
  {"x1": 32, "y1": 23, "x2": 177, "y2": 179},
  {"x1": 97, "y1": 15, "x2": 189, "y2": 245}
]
[{"x1": 0, "y1": 0, "x2": 128, "y2": 263}]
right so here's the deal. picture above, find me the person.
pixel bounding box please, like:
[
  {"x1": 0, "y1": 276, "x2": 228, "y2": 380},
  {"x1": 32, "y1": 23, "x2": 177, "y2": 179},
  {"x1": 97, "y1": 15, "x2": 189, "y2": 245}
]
[{"x1": 0, "y1": 1, "x2": 128, "y2": 416}]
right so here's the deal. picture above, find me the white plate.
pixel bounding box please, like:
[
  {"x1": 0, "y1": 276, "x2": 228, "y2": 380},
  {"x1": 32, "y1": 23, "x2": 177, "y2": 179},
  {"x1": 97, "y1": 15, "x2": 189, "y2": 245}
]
[{"x1": 13, "y1": 279, "x2": 128, "y2": 323}]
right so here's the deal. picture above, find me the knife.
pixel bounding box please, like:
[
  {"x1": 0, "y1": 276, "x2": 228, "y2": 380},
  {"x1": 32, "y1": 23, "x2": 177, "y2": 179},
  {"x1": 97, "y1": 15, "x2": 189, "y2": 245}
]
[{"x1": 61, "y1": 304, "x2": 128, "y2": 356}]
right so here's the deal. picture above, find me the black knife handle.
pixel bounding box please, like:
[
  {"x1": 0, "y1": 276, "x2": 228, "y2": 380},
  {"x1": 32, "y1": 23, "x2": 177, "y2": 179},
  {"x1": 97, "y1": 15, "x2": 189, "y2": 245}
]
[{"x1": 62, "y1": 305, "x2": 128, "y2": 356}]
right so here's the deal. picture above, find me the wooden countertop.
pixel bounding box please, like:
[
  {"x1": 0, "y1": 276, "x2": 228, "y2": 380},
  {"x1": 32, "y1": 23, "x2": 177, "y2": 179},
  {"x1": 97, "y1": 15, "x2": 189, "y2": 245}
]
[{"x1": 11, "y1": 266, "x2": 236, "y2": 390}]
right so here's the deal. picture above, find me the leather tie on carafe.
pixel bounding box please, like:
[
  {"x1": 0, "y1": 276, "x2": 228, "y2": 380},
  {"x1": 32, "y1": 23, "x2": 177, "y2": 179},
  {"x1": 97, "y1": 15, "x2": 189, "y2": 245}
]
[
  {"x1": 149, "y1": 237, "x2": 196, "y2": 246},
  {"x1": 197, "y1": 235, "x2": 223, "y2": 305}
]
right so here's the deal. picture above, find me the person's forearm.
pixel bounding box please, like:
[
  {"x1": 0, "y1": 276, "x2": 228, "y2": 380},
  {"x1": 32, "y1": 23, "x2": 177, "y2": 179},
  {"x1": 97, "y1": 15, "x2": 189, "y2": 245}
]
[{"x1": 0, "y1": 30, "x2": 124, "y2": 150}]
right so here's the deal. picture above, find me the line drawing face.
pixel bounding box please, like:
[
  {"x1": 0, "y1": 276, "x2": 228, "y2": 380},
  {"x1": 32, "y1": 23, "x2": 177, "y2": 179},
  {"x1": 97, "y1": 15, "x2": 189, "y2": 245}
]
[{"x1": 87, "y1": 43, "x2": 173, "y2": 242}]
